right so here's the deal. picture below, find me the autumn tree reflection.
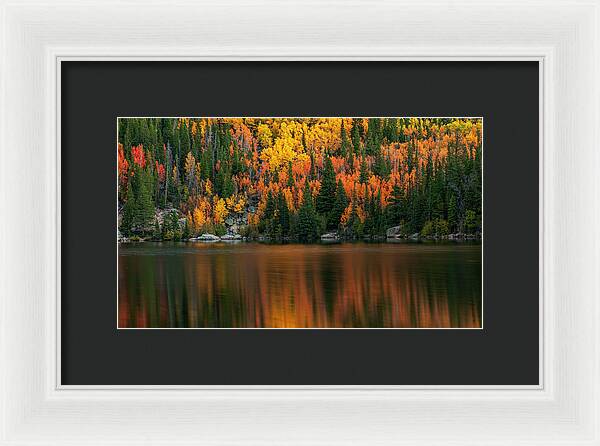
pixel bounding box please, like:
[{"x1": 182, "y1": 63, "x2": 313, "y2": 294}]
[{"x1": 119, "y1": 243, "x2": 481, "y2": 328}]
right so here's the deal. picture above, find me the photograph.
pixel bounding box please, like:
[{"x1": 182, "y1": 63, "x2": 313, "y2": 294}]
[{"x1": 117, "y1": 117, "x2": 482, "y2": 329}]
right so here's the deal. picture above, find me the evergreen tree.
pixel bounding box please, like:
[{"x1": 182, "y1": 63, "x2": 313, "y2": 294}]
[
  {"x1": 386, "y1": 184, "x2": 405, "y2": 227},
  {"x1": 264, "y1": 191, "x2": 276, "y2": 220},
  {"x1": 120, "y1": 182, "x2": 135, "y2": 236},
  {"x1": 328, "y1": 179, "x2": 348, "y2": 229},
  {"x1": 316, "y1": 156, "x2": 336, "y2": 215},
  {"x1": 372, "y1": 192, "x2": 383, "y2": 236},
  {"x1": 231, "y1": 142, "x2": 242, "y2": 175},
  {"x1": 340, "y1": 121, "x2": 350, "y2": 157},
  {"x1": 373, "y1": 149, "x2": 390, "y2": 179},
  {"x1": 448, "y1": 193, "x2": 458, "y2": 232},
  {"x1": 343, "y1": 196, "x2": 363, "y2": 240},
  {"x1": 286, "y1": 162, "x2": 295, "y2": 188},
  {"x1": 359, "y1": 157, "x2": 369, "y2": 184},
  {"x1": 179, "y1": 121, "x2": 191, "y2": 156},
  {"x1": 363, "y1": 192, "x2": 374, "y2": 237},
  {"x1": 309, "y1": 152, "x2": 316, "y2": 180},
  {"x1": 170, "y1": 211, "x2": 181, "y2": 240},
  {"x1": 182, "y1": 218, "x2": 191, "y2": 240},
  {"x1": 200, "y1": 148, "x2": 212, "y2": 180},
  {"x1": 351, "y1": 120, "x2": 361, "y2": 155},
  {"x1": 346, "y1": 147, "x2": 354, "y2": 173},
  {"x1": 132, "y1": 167, "x2": 154, "y2": 234},
  {"x1": 365, "y1": 118, "x2": 381, "y2": 155},
  {"x1": 161, "y1": 213, "x2": 170, "y2": 239},
  {"x1": 297, "y1": 182, "x2": 319, "y2": 242},
  {"x1": 277, "y1": 191, "x2": 290, "y2": 237},
  {"x1": 215, "y1": 165, "x2": 235, "y2": 198}
]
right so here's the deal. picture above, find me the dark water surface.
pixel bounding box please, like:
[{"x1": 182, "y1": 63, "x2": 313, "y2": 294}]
[{"x1": 118, "y1": 242, "x2": 482, "y2": 328}]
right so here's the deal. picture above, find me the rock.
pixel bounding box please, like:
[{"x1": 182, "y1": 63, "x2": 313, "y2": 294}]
[
  {"x1": 321, "y1": 232, "x2": 339, "y2": 241},
  {"x1": 386, "y1": 226, "x2": 404, "y2": 238},
  {"x1": 409, "y1": 232, "x2": 420, "y2": 240},
  {"x1": 197, "y1": 233, "x2": 220, "y2": 241},
  {"x1": 221, "y1": 233, "x2": 242, "y2": 241}
]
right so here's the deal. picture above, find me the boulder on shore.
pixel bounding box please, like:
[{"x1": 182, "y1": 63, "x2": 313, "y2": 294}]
[
  {"x1": 386, "y1": 226, "x2": 404, "y2": 238},
  {"x1": 197, "y1": 233, "x2": 220, "y2": 241},
  {"x1": 221, "y1": 233, "x2": 242, "y2": 241},
  {"x1": 408, "y1": 232, "x2": 420, "y2": 240}
]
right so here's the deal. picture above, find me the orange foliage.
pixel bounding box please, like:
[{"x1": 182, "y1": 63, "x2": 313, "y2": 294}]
[{"x1": 131, "y1": 144, "x2": 146, "y2": 168}]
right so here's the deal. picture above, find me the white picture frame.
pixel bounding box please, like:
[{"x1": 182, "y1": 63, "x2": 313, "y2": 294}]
[{"x1": 1, "y1": 0, "x2": 598, "y2": 444}]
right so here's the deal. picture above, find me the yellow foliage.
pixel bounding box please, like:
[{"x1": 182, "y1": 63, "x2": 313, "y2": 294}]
[
  {"x1": 204, "y1": 179, "x2": 213, "y2": 196},
  {"x1": 225, "y1": 194, "x2": 246, "y2": 214},
  {"x1": 213, "y1": 197, "x2": 228, "y2": 224},
  {"x1": 257, "y1": 124, "x2": 273, "y2": 148},
  {"x1": 193, "y1": 201, "x2": 209, "y2": 232},
  {"x1": 259, "y1": 120, "x2": 309, "y2": 171}
]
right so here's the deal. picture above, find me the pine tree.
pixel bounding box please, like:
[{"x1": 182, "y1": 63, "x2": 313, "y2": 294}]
[
  {"x1": 264, "y1": 191, "x2": 276, "y2": 220},
  {"x1": 182, "y1": 218, "x2": 191, "y2": 240},
  {"x1": 200, "y1": 148, "x2": 211, "y2": 180},
  {"x1": 363, "y1": 192, "x2": 374, "y2": 238},
  {"x1": 359, "y1": 157, "x2": 369, "y2": 184},
  {"x1": 373, "y1": 149, "x2": 390, "y2": 179},
  {"x1": 179, "y1": 121, "x2": 191, "y2": 155},
  {"x1": 277, "y1": 191, "x2": 290, "y2": 237},
  {"x1": 120, "y1": 182, "x2": 135, "y2": 236},
  {"x1": 286, "y1": 162, "x2": 294, "y2": 188},
  {"x1": 170, "y1": 211, "x2": 181, "y2": 240},
  {"x1": 365, "y1": 118, "x2": 381, "y2": 155},
  {"x1": 132, "y1": 168, "x2": 154, "y2": 234},
  {"x1": 372, "y1": 192, "x2": 383, "y2": 236},
  {"x1": 351, "y1": 120, "x2": 361, "y2": 155},
  {"x1": 309, "y1": 152, "x2": 316, "y2": 180},
  {"x1": 316, "y1": 156, "x2": 336, "y2": 215},
  {"x1": 448, "y1": 193, "x2": 458, "y2": 232},
  {"x1": 328, "y1": 179, "x2": 348, "y2": 229},
  {"x1": 340, "y1": 121, "x2": 350, "y2": 157},
  {"x1": 386, "y1": 184, "x2": 405, "y2": 227},
  {"x1": 297, "y1": 182, "x2": 318, "y2": 242}
]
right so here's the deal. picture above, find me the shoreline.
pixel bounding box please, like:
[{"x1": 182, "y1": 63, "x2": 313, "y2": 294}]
[{"x1": 118, "y1": 236, "x2": 483, "y2": 245}]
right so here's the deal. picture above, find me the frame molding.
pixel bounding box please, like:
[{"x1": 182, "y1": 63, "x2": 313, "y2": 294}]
[{"x1": 1, "y1": 1, "x2": 598, "y2": 444}]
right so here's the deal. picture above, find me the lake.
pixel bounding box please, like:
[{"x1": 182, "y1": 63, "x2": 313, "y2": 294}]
[{"x1": 118, "y1": 241, "x2": 482, "y2": 329}]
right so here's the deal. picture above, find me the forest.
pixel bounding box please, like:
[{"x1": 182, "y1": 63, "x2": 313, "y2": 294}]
[{"x1": 117, "y1": 117, "x2": 482, "y2": 242}]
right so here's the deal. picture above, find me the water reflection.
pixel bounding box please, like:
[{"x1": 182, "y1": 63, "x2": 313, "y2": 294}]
[{"x1": 118, "y1": 242, "x2": 482, "y2": 328}]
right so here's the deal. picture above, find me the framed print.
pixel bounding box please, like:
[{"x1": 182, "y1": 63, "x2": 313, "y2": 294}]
[
  {"x1": 1, "y1": 1, "x2": 599, "y2": 445},
  {"x1": 60, "y1": 61, "x2": 538, "y2": 386}
]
